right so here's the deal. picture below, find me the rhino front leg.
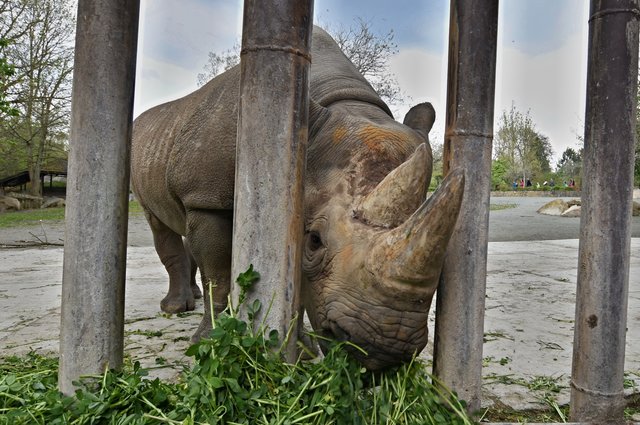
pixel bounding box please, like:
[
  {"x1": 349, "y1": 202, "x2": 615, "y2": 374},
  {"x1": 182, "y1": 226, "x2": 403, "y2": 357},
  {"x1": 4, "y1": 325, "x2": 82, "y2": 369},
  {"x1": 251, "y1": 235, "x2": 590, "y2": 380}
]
[
  {"x1": 146, "y1": 212, "x2": 195, "y2": 313},
  {"x1": 185, "y1": 209, "x2": 232, "y2": 342}
]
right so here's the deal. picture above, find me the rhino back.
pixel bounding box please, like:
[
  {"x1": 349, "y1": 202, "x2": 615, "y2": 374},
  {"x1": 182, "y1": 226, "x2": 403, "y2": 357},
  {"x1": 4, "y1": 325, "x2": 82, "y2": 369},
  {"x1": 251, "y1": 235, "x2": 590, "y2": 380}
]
[
  {"x1": 132, "y1": 26, "x2": 397, "y2": 235},
  {"x1": 131, "y1": 67, "x2": 240, "y2": 234}
]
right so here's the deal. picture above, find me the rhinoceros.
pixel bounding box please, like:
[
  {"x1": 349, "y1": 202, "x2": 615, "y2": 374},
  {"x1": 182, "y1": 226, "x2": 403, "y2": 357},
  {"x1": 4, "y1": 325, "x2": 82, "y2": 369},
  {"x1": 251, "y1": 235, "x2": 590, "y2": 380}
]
[{"x1": 131, "y1": 26, "x2": 464, "y2": 370}]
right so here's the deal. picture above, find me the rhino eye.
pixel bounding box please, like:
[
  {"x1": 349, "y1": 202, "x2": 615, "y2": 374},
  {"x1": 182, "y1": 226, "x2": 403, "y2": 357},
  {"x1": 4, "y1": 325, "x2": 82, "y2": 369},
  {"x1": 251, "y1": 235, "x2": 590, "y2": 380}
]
[{"x1": 308, "y1": 231, "x2": 323, "y2": 251}]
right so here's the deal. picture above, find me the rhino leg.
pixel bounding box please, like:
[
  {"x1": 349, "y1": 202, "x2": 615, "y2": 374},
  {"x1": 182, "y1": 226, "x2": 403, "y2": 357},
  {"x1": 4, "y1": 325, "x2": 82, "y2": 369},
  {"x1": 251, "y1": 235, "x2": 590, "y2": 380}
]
[
  {"x1": 183, "y1": 239, "x2": 203, "y2": 299},
  {"x1": 146, "y1": 212, "x2": 196, "y2": 313},
  {"x1": 185, "y1": 210, "x2": 232, "y2": 342}
]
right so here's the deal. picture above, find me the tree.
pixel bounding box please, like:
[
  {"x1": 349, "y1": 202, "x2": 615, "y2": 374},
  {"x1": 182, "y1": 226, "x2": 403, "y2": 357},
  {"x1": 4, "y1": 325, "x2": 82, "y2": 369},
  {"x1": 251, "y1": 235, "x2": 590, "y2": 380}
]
[
  {"x1": 556, "y1": 147, "x2": 582, "y2": 179},
  {"x1": 0, "y1": 0, "x2": 28, "y2": 118},
  {"x1": 493, "y1": 104, "x2": 553, "y2": 185},
  {"x1": 0, "y1": 0, "x2": 74, "y2": 195},
  {"x1": 429, "y1": 140, "x2": 443, "y2": 189},
  {"x1": 196, "y1": 42, "x2": 240, "y2": 87},
  {"x1": 491, "y1": 157, "x2": 510, "y2": 190},
  {"x1": 0, "y1": 38, "x2": 18, "y2": 117},
  {"x1": 329, "y1": 18, "x2": 403, "y2": 106},
  {"x1": 197, "y1": 19, "x2": 404, "y2": 107}
]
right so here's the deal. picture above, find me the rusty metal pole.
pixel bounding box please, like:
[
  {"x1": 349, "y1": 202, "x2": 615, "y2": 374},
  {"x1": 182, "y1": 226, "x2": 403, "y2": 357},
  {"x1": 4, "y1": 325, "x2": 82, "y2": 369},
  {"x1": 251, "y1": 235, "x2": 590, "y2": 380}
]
[
  {"x1": 59, "y1": 0, "x2": 139, "y2": 394},
  {"x1": 433, "y1": 0, "x2": 499, "y2": 412},
  {"x1": 570, "y1": 1, "x2": 640, "y2": 421},
  {"x1": 231, "y1": 0, "x2": 313, "y2": 361}
]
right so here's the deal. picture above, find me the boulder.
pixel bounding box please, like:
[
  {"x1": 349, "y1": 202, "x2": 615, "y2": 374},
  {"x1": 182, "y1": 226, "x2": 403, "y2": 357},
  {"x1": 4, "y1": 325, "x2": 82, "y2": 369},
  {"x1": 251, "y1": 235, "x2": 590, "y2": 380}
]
[
  {"x1": 41, "y1": 197, "x2": 66, "y2": 209},
  {"x1": 540, "y1": 198, "x2": 637, "y2": 217},
  {"x1": 537, "y1": 199, "x2": 568, "y2": 216},
  {"x1": 8, "y1": 193, "x2": 43, "y2": 209},
  {"x1": 0, "y1": 196, "x2": 21, "y2": 212},
  {"x1": 561, "y1": 205, "x2": 581, "y2": 217}
]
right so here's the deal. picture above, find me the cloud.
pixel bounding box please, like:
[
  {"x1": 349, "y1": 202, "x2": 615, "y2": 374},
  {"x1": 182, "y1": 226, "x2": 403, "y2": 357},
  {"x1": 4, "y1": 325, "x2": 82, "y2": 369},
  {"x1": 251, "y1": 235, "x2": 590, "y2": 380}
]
[
  {"x1": 139, "y1": 0, "x2": 242, "y2": 68},
  {"x1": 133, "y1": 0, "x2": 589, "y2": 166},
  {"x1": 500, "y1": 0, "x2": 585, "y2": 56},
  {"x1": 496, "y1": 22, "x2": 589, "y2": 163},
  {"x1": 388, "y1": 48, "x2": 447, "y2": 140},
  {"x1": 134, "y1": 56, "x2": 199, "y2": 117},
  {"x1": 134, "y1": 0, "x2": 242, "y2": 117},
  {"x1": 389, "y1": 12, "x2": 588, "y2": 164}
]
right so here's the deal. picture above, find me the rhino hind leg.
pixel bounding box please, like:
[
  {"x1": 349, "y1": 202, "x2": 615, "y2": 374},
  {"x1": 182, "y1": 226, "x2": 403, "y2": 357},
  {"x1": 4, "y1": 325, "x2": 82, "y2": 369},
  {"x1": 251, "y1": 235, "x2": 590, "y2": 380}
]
[
  {"x1": 146, "y1": 212, "x2": 196, "y2": 313},
  {"x1": 183, "y1": 238, "x2": 203, "y2": 299},
  {"x1": 185, "y1": 209, "x2": 232, "y2": 343}
]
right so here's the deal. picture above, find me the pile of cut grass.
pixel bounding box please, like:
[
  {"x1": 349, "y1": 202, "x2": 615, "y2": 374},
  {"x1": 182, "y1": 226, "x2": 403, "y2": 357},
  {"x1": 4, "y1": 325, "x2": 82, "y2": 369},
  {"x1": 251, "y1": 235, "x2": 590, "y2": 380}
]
[
  {"x1": 0, "y1": 267, "x2": 473, "y2": 424},
  {"x1": 0, "y1": 318, "x2": 472, "y2": 424}
]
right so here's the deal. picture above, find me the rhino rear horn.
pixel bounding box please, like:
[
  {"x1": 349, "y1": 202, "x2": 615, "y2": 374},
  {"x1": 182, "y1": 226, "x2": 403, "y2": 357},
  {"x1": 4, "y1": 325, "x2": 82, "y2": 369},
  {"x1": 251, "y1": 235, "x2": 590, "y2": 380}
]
[
  {"x1": 367, "y1": 168, "x2": 465, "y2": 288},
  {"x1": 355, "y1": 143, "x2": 432, "y2": 228}
]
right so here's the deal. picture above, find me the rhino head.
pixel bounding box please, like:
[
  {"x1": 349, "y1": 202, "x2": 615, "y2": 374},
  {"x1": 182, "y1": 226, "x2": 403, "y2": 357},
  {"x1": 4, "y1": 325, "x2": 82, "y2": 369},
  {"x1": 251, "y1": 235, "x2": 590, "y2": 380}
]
[{"x1": 302, "y1": 101, "x2": 465, "y2": 370}]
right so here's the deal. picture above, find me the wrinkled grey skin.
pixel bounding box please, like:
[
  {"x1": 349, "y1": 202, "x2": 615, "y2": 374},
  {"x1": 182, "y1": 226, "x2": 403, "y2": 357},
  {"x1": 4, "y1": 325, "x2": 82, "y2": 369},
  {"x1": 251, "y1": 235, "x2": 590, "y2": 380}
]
[{"x1": 131, "y1": 27, "x2": 464, "y2": 370}]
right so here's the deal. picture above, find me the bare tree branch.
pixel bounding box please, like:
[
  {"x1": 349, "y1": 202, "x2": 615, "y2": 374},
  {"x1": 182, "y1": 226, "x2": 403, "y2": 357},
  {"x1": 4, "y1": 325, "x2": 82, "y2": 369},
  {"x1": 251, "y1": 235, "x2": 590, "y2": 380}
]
[
  {"x1": 196, "y1": 19, "x2": 405, "y2": 107},
  {"x1": 0, "y1": 0, "x2": 74, "y2": 192}
]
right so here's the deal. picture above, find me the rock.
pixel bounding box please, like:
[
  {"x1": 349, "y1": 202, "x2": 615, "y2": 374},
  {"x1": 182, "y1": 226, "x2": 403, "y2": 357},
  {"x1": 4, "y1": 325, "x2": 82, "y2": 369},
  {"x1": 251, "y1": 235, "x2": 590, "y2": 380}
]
[
  {"x1": 561, "y1": 205, "x2": 581, "y2": 217},
  {"x1": 0, "y1": 196, "x2": 21, "y2": 212},
  {"x1": 41, "y1": 197, "x2": 65, "y2": 209},
  {"x1": 8, "y1": 193, "x2": 43, "y2": 209},
  {"x1": 537, "y1": 199, "x2": 568, "y2": 216}
]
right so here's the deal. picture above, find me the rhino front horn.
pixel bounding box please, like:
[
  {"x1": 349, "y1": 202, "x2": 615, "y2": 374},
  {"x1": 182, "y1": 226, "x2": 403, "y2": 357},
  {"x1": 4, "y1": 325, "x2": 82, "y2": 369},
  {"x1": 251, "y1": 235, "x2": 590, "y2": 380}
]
[
  {"x1": 355, "y1": 143, "x2": 432, "y2": 228},
  {"x1": 366, "y1": 168, "x2": 465, "y2": 288}
]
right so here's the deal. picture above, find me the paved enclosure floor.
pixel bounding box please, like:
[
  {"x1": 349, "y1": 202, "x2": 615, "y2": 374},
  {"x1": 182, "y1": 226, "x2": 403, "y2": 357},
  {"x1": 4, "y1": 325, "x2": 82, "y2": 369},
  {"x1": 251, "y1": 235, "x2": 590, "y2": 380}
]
[{"x1": 1, "y1": 196, "x2": 639, "y2": 412}]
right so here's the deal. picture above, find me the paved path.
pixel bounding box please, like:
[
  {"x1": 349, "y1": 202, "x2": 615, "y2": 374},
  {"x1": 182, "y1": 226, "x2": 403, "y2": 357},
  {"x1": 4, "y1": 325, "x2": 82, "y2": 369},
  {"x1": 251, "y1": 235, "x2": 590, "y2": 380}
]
[{"x1": 489, "y1": 196, "x2": 640, "y2": 241}]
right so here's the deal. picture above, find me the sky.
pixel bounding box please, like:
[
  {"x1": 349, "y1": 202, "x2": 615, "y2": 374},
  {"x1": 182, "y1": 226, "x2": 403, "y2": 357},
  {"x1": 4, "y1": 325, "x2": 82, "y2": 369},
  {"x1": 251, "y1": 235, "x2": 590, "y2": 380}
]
[{"x1": 134, "y1": 0, "x2": 590, "y2": 165}]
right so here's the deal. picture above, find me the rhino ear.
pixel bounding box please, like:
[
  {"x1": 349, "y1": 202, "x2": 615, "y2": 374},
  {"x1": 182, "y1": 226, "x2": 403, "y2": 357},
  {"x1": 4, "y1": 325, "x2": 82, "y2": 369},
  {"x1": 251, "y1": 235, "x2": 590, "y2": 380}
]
[{"x1": 403, "y1": 102, "x2": 435, "y2": 137}]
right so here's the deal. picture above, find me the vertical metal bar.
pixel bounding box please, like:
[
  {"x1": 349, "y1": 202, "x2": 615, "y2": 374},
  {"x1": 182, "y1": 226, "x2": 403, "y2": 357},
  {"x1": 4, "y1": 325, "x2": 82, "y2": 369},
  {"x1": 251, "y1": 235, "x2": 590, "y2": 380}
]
[
  {"x1": 433, "y1": 0, "x2": 499, "y2": 412},
  {"x1": 231, "y1": 0, "x2": 313, "y2": 361},
  {"x1": 570, "y1": 1, "x2": 640, "y2": 421},
  {"x1": 59, "y1": 0, "x2": 139, "y2": 395}
]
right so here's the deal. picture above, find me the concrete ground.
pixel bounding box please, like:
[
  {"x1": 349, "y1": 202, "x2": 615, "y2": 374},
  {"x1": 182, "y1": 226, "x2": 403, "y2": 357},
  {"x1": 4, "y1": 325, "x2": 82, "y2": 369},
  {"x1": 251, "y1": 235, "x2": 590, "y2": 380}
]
[{"x1": 1, "y1": 196, "x2": 639, "y2": 413}]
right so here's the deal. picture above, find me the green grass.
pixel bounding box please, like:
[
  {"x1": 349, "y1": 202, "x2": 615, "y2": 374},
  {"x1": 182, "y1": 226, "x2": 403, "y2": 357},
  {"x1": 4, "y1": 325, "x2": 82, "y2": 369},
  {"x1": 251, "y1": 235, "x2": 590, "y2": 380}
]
[
  {"x1": 0, "y1": 207, "x2": 65, "y2": 228},
  {"x1": 490, "y1": 203, "x2": 517, "y2": 211},
  {"x1": 0, "y1": 200, "x2": 144, "y2": 228}
]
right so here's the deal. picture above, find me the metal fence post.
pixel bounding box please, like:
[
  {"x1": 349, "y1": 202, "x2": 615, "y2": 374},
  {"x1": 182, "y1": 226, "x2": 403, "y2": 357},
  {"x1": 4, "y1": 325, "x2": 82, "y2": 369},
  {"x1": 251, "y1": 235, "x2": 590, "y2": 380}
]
[
  {"x1": 231, "y1": 0, "x2": 313, "y2": 362},
  {"x1": 570, "y1": 0, "x2": 640, "y2": 421},
  {"x1": 433, "y1": 0, "x2": 499, "y2": 412},
  {"x1": 59, "y1": 0, "x2": 139, "y2": 395}
]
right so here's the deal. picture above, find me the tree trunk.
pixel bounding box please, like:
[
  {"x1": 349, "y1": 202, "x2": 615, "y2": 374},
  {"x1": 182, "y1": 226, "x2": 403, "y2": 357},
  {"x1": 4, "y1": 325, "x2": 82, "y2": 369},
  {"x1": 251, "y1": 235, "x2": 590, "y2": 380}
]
[{"x1": 29, "y1": 162, "x2": 41, "y2": 196}]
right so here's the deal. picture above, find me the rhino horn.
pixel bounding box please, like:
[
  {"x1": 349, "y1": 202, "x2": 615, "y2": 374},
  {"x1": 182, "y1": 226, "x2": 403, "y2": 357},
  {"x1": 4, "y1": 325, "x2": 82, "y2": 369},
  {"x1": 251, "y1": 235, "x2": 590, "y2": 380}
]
[
  {"x1": 355, "y1": 143, "x2": 432, "y2": 228},
  {"x1": 367, "y1": 168, "x2": 465, "y2": 288}
]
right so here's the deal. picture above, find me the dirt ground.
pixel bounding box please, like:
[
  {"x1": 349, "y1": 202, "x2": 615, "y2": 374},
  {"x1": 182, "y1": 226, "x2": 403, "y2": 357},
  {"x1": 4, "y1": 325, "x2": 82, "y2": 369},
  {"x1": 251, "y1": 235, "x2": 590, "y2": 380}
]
[{"x1": 1, "y1": 196, "x2": 639, "y2": 413}]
